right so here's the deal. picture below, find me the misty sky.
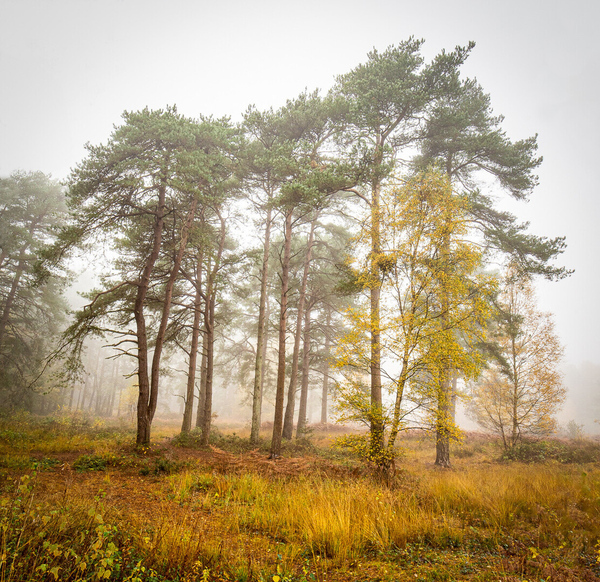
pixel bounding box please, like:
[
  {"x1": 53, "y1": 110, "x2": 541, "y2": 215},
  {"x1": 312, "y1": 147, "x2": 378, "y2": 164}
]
[{"x1": 1, "y1": 0, "x2": 599, "y2": 375}]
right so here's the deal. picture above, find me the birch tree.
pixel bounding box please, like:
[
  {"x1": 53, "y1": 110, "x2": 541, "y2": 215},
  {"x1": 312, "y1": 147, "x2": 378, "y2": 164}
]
[
  {"x1": 336, "y1": 170, "x2": 495, "y2": 468},
  {"x1": 468, "y1": 273, "x2": 566, "y2": 448}
]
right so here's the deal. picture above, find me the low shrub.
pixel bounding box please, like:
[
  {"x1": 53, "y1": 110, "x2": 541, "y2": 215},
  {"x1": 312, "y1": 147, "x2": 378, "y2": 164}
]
[
  {"x1": 501, "y1": 439, "x2": 600, "y2": 463},
  {"x1": 73, "y1": 452, "x2": 122, "y2": 471}
]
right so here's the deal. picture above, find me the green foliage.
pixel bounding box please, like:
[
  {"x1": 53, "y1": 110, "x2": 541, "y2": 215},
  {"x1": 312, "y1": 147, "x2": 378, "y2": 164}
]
[
  {"x1": 73, "y1": 454, "x2": 112, "y2": 472},
  {"x1": 0, "y1": 474, "x2": 150, "y2": 582},
  {"x1": 0, "y1": 172, "x2": 69, "y2": 412}
]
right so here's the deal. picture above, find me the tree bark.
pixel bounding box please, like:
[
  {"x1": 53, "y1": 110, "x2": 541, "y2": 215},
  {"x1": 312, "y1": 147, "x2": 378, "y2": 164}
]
[
  {"x1": 283, "y1": 217, "x2": 316, "y2": 439},
  {"x1": 270, "y1": 209, "x2": 293, "y2": 458},
  {"x1": 369, "y1": 140, "x2": 384, "y2": 458},
  {"x1": 296, "y1": 302, "x2": 312, "y2": 437},
  {"x1": 250, "y1": 205, "x2": 273, "y2": 443},
  {"x1": 320, "y1": 307, "x2": 331, "y2": 425},
  {"x1": 149, "y1": 198, "x2": 198, "y2": 424},
  {"x1": 195, "y1": 328, "x2": 208, "y2": 428},
  {"x1": 435, "y1": 224, "x2": 452, "y2": 468},
  {"x1": 200, "y1": 210, "x2": 227, "y2": 446},
  {"x1": 135, "y1": 182, "x2": 166, "y2": 446},
  {"x1": 435, "y1": 372, "x2": 452, "y2": 468},
  {"x1": 200, "y1": 292, "x2": 215, "y2": 445},
  {"x1": 182, "y1": 247, "x2": 204, "y2": 433}
]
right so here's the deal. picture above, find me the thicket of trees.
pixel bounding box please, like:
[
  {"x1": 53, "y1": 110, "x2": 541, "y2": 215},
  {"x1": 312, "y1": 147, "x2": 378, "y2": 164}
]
[
  {"x1": 0, "y1": 172, "x2": 68, "y2": 412},
  {"x1": 0, "y1": 39, "x2": 568, "y2": 466}
]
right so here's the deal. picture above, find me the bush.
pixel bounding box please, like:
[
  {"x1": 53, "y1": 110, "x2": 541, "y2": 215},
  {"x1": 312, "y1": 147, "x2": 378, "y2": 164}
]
[
  {"x1": 73, "y1": 453, "x2": 121, "y2": 471},
  {"x1": 501, "y1": 439, "x2": 600, "y2": 463}
]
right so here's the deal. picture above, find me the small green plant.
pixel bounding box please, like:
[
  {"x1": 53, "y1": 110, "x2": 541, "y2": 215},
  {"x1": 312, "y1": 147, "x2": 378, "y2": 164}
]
[{"x1": 73, "y1": 453, "x2": 111, "y2": 471}]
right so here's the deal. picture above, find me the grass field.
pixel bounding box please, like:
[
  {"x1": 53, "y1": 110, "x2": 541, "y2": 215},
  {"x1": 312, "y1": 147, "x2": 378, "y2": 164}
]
[{"x1": 1, "y1": 414, "x2": 599, "y2": 581}]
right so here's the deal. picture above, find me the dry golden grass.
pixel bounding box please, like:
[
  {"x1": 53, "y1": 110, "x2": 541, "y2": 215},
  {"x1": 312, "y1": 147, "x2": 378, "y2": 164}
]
[{"x1": 1, "y1": 418, "x2": 600, "y2": 581}]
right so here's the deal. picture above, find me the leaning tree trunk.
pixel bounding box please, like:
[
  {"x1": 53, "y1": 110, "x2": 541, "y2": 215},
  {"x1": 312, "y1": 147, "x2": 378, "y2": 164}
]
[
  {"x1": 270, "y1": 209, "x2": 293, "y2": 458},
  {"x1": 282, "y1": 217, "x2": 316, "y2": 439},
  {"x1": 149, "y1": 198, "x2": 198, "y2": 426}
]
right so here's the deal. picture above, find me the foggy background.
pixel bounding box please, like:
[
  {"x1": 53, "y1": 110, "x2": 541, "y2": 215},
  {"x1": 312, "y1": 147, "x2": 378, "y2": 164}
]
[{"x1": 1, "y1": 0, "x2": 598, "y2": 430}]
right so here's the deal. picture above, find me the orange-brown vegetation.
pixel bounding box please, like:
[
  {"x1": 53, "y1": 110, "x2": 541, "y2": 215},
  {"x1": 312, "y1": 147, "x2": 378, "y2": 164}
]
[{"x1": 1, "y1": 416, "x2": 600, "y2": 581}]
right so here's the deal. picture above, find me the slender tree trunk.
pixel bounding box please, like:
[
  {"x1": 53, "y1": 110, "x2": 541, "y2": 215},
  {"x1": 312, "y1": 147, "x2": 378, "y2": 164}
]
[
  {"x1": 283, "y1": 217, "x2": 316, "y2": 439},
  {"x1": 117, "y1": 382, "x2": 123, "y2": 417},
  {"x1": 94, "y1": 356, "x2": 106, "y2": 415},
  {"x1": 68, "y1": 384, "x2": 75, "y2": 411},
  {"x1": 106, "y1": 359, "x2": 120, "y2": 417},
  {"x1": 450, "y1": 373, "x2": 458, "y2": 423},
  {"x1": 369, "y1": 144, "x2": 384, "y2": 459},
  {"x1": 435, "y1": 225, "x2": 452, "y2": 468},
  {"x1": 320, "y1": 307, "x2": 331, "y2": 424},
  {"x1": 182, "y1": 247, "x2": 204, "y2": 433},
  {"x1": 259, "y1": 297, "x2": 270, "y2": 415},
  {"x1": 296, "y1": 303, "x2": 312, "y2": 437},
  {"x1": 149, "y1": 198, "x2": 198, "y2": 424},
  {"x1": 77, "y1": 374, "x2": 90, "y2": 411},
  {"x1": 200, "y1": 292, "x2": 215, "y2": 445},
  {"x1": 135, "y1": 182, "x2": 166, "y2": 446},
  {"x1": 511, "y1": 334, "x2": 519, "y2": 448},
  {"x1": 270, "y1": 209, "x2": 293, "y2": 458},
  {"x1": 200, "y1": 210, "x2": 226, "y2": 446},
  {"x1": 435, "y1": 372, "x2": 452, "y2": 467},
  {"x1": 196, "y1": 328, "x2": 208, "y2": 428},
  {"x1": 251, "y1": 205, "x2": 273, "y2": 443}
]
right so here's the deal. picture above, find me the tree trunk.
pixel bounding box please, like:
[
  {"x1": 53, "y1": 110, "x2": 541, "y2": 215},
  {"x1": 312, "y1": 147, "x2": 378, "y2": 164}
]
[
  {"x1": 200, "y1": 210, "x2": 226, "y2": 446},
  {"x1": 200, "y1": 292, "x2": 215, "y2": 445},
  {"x1": 250, "y1": 205, "x2": 273, "y2": 443},
  {"x1": 435, "y1": 372, "x2": 452, "y2": 468},
  {"x1": 511, "y1": 334, "x2": 519, "y2": 448},
  {"x1": 435, "y1": 224, "x2": 452, "y2": 468},
  {"x1": 149, "y1": 198, "x2": 198, "y2": 424},
  {"x1": 296, "y1": 303, "x2": 312, "y2": 437},
  {"x1": 369, "y1": 145, "x2": 384, "y2": 459},
  {"x1": 103, "y1": 359, "x2": 118, "y2": 417},
  {"x1": 182, "y1": 247, "x2": 204, "y2": 433},
  {"x1": 283, "y1": 217, "x2": 316, "y2": 439},
  {"x1": 196, "y1": 328, "x2": 208, "y2": 428},
  {"x1": 135, "y1": 182, "x2": 166, "y2": 446},
  {"x1": 270, "y1": 209, "x2": 293, "y2": 458},
  {"x1": 320, "y1": 307, "x2": 331, "y2": 424},
  {"x1": 94, "y1": 356, "x2": 107, "y2": 415}
]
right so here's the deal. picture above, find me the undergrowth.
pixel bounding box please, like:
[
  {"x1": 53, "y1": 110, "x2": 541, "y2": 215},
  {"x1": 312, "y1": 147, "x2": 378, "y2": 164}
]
[
  {"x1": 501, "y1": 438, "x2": 600, "y2": 463},
  {"x1": 2, "y1": 417, "x2": 600, "y2": 580}
]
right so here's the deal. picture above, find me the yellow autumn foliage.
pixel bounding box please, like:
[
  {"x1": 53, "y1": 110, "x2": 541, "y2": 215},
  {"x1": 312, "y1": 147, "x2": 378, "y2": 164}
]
[{"x1": 335, "y1": 169, "x2": 497, "y2": 467}]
